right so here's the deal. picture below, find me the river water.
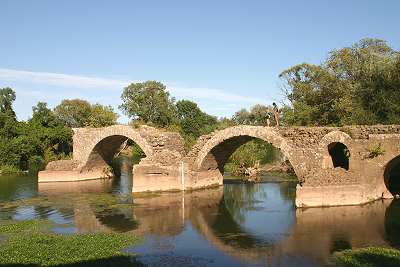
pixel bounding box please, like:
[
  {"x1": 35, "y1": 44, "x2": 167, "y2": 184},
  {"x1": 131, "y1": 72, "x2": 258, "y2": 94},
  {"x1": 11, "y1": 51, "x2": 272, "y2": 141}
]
[{"x1": 0, "y1": 165, "x2": 400, "y2": 266}]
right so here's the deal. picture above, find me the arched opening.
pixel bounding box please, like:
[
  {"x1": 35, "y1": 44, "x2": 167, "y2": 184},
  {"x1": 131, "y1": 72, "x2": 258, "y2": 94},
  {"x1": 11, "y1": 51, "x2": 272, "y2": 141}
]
[
  {"x1": 200, "y1": 135, "x2": 297, "y2": 183},
  {"x1": 328, "y1": 142, "x2": 350, "y2": 170},
  {"x1": 84, "y1": 135, "x2": 146, "y2": 187},
  {"x1": 384, "y1": 156, "x2": 400, "y2": 196}
]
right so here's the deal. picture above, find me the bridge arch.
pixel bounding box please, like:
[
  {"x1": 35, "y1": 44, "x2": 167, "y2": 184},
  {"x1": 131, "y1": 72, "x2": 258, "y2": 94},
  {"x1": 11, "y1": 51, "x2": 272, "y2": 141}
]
[
  {"x1": 74, "y1": 126, "x2": 154, "y2": 171},
  {"x1": 194, "y1": 126, "x2": 298, "y2": 176},
  {"x1": 319, "y1": 131, "x2": 352, "y2": 170}
]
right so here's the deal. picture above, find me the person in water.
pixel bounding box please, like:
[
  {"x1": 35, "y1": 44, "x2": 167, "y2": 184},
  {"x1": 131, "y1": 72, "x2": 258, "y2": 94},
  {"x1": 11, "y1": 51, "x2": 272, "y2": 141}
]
[{"x1": 272, "y1": 102, "x2": 280, "y2": 126}]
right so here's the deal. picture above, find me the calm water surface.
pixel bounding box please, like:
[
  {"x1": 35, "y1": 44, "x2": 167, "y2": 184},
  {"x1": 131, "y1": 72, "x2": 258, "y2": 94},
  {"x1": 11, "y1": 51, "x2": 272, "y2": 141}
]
[{"x1": 1, "y1": 164, "x2": 399, "y2": 267}]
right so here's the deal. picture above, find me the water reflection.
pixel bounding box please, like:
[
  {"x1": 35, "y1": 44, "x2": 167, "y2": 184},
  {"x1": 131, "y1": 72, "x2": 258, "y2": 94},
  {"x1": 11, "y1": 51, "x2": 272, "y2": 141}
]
[
  {"x1": 0, "y1": 174, "x2": 38, "y2": 202},
  {"x1": 0, "y1": 171, "x2": 399, "y2": 266},
  {"x1": 385, "y1": 199, "x2": 400, "y2": 248}
]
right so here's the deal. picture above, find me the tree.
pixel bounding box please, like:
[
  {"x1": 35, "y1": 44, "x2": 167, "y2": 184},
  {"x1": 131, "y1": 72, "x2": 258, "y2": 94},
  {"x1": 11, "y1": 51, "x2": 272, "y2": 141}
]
[
  {"x1": 280, "y1": 38, "x2": 400, "y2": 126},
  {"x1": 119, "y1": 81, "x2": 177, "y2": 127},
  {"x1": 54, "y1": 99, "x2": 118, "y2": 128},
  {"x1": 31, "y1": 102, "x2": 57, "y2": 127},
  {"x1": 0, "y1": 87, "x2": 16, "y2": 115},
  {"x1": 176, "y1": 100, "x2": 217, "y2": 138},
  {"x1": 0, "y1": 87, "x2": 18, "y2": 139},
  {"x1": 233, "y1": 108, "x2": 251, "y2": 125},
  {"x1": 233, "y1": 104, "x2": 273, "y2": 126},
  {"x1": 86, "y1": 104, "x2": 119, "y2": 127},
  {"x1": 54, "y1": 99, "x2": 92, "y2": 127}
]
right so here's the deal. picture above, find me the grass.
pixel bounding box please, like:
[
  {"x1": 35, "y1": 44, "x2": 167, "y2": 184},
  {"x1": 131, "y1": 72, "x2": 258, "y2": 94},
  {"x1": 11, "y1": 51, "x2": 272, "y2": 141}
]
[
  {"x1": 333, "y1": 247, "x2": 400, "y2": 267},
  {"x1": 0, "y1": 220, "x2": 142, "y2": 266}
]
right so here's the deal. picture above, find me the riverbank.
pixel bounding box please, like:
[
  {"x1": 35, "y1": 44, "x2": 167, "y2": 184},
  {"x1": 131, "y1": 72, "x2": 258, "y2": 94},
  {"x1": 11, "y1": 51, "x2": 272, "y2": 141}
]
[
  {"x1": 224, "y1": 170, "x2": 297, "y2": 183},
  {"x1": 333, "y1": 247, "x2": 400, "y2": 267},
  {"x1": 0, "y1": 220, "x2": 142, "y2": 266}
]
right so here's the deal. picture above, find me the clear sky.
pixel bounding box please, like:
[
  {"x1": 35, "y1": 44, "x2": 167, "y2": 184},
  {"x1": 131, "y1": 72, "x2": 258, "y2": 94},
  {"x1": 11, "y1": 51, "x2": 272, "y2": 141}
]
[{"x1": 1, "y1": 0, "x2": 399, "y2": 122}]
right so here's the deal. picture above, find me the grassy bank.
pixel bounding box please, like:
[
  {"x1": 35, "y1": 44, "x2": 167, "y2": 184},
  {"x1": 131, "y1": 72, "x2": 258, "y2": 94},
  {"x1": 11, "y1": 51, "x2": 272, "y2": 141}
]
[
  {"x1": 0, "y1": 220, "x2": 142, "y2": 266},
  {"x1": 333, "y1": 247, "x2": 400, "y2": 267}
]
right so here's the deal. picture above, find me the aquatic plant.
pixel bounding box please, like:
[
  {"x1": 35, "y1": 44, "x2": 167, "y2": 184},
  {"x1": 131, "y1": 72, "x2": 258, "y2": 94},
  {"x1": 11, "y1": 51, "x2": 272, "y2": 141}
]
[
  {"x1": 0, "y1": 220, "x2": 142, "y2": 266},
  {"x1": 333, "y1": 247, "x2": 400, "y2": 267}
]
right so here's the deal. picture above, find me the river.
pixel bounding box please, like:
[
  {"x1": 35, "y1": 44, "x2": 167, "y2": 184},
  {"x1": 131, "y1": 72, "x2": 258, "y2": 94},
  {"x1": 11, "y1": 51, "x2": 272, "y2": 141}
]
[{"x1": 0, "y1": 161, "x2": 399, "y2": 267}]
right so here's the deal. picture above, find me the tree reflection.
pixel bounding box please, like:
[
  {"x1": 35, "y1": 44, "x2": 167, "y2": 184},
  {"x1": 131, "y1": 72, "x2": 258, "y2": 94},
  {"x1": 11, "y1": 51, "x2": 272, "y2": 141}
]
[{"x1": 223, "y1": 183, "x2": 266, "y2": 224}]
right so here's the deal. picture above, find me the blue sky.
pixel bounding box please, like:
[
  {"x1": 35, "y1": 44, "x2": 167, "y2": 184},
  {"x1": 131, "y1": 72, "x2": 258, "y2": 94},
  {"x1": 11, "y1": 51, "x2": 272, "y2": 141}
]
[{"x1": 1, "y1": 0, "x2": 399, "y2": 122}]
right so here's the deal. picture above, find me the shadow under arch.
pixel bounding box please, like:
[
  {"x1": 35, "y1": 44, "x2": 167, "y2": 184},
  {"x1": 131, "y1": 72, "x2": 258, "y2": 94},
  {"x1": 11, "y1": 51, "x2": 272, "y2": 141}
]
[
  {"x1": 384, "y1": 155, "x2": 400, "y2": 196},
  {"x1": 83, "y1": 135, "x2": 146, "y2": 172}
]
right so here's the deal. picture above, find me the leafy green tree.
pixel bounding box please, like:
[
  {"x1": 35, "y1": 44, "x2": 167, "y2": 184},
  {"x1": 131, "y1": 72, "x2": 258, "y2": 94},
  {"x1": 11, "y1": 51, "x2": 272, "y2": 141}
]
[
  {"x1": 54, "y1": 99, "x2": 92, "y2": 127},
  {"x1": 0, "y1": 88, "x2": 18, "y2": 139},
  {"x1": 120, "y1": 81, "x2": 177, "y2": 127},
  {"x1": 176, "y1": 100, "x2": 217, "y2": 138},
  {"x1": 233, "y1": 104, "x2": 273, "y2": 126},
  {"x1": 0, "y1": 87, "x2": 16, "y2": 115},
  {"x1": 54, "y1": 99, "x2": 118, "y2": 127},
  {"x1": 86, "y1": 104, "x2": 119, "y2": 127},
  {"x1": 280, "y1": 38, "x2": 400, "y2": 126},
  {"x1": 31, "y1": 102, "x2": 57, "y2": 127},
  {"x1": 233, "y1": 108, "x2": 251, "y2": 125}
]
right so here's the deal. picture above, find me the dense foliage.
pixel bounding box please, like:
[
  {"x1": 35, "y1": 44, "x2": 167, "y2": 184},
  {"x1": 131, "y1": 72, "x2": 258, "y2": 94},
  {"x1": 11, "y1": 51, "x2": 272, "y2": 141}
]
[
  {"x1": 233, "y1": 104, "x2": 274, "y2": 126},
  {"x1": 225, "y1": 139, "x2": 280, "y2": 175},
  {"x1": 120, "y1": 81, "x2": 177, "y2": 128},
  {"x1": 0, "y1": 88, "x2": 119, "y2": 174},
  {"x1": 280, "y1": 38, "x2": 400, "y2": 126},
  {"x1": 54, "y1": 99, "x2": 118, "y2": 127}
]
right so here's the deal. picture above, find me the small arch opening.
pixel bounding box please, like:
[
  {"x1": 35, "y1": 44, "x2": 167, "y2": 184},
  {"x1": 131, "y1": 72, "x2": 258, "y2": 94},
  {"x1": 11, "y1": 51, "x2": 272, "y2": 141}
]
[
  {"x1": 328, "y1": 142, "x2": 350, "y2": 170},
  {"x1": 384, "y1": 156, "x2": 400, "y2": 196}
]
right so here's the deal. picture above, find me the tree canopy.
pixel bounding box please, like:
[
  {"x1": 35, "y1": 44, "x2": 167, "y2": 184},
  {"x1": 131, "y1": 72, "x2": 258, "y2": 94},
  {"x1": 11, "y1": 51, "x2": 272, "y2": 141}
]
[
  {"x1": 280, "y1": 38, "x2": 400, "y2": 126},
  {"x1": 54, "y1": 99, "x2": 118, "y2": 128},
  {"x1": 233, "y1": 104, "x2": 274, "y2": 126},
  {"x1": 120, "y1": 81, "x2": 177, "y2": 127},
  {"x1": 176, "y1": 100, "x2": 217, "y2": 138}
]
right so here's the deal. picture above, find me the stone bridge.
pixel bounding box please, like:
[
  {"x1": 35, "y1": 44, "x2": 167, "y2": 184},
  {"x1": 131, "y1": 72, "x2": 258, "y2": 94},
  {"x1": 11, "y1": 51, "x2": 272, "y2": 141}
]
[{"x1": 39, "y1": 124, "x2": 400, "y2": 207}]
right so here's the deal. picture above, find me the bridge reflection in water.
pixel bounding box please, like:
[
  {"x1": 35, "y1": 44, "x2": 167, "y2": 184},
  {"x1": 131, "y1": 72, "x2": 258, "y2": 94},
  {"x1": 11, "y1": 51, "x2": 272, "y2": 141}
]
[{"x1": 33, "y1": 175, "x2": 398, "y2": 267}]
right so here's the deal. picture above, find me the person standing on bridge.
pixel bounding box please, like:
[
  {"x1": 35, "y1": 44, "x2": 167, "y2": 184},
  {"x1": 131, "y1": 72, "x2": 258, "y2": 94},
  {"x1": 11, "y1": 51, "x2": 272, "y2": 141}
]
[
  {"x1": 266, "y1": 111, "x2": 271, "y2": 127},
  {"x1": 272, "y1": 102, "x2": 280, "y2": 126}
]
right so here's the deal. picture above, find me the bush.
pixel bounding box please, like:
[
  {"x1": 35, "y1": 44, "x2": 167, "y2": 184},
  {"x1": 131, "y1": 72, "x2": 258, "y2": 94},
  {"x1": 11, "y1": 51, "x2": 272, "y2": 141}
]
[
  {"x1": 28, "y1": 155, "x2": 45, "y2": 174},
  {"x1": 0, "y1": 164, "x2": 22, "y2": 175},
  {"x1": 367, "y1": 143, "x2": 385, "y2": 159}
]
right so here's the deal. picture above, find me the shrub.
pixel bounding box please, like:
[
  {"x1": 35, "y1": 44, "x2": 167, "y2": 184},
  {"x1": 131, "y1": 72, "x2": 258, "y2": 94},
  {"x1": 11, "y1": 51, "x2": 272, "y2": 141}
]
[
  {"x1": 0, "y1": 164, "x2": 22, "y2": 175},
  {"x1": 367, "y1": 143, "x2": 385, "y2": 159}
]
